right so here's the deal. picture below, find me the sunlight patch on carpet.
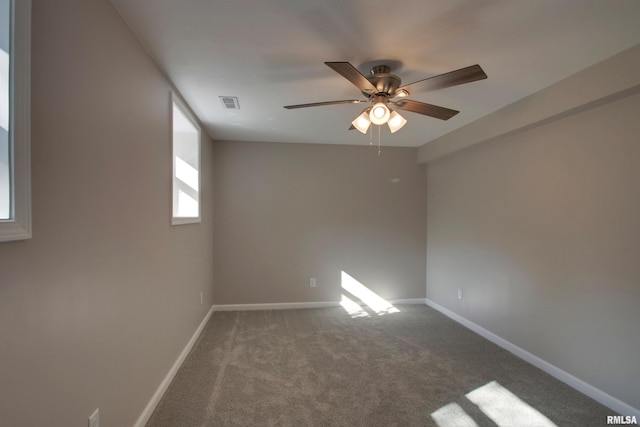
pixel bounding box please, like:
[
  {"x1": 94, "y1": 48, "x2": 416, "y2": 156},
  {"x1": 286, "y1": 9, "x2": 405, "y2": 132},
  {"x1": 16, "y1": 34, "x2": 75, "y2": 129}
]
[
  {"x1": 466, "y1": 381, "x2": 557, "y2": 427},
  {"x1": 340, "y1": 271, "x2": 400, "y2": 318},
  {"x1": 340, "y1": 294, "x2": 370, "y2": 318},
  {"x1": 431, "y1": 380, "x2": 558, "y2": 427},
  {"x1": 431, "y1": 402, "x2": 479, "y2": 427}
]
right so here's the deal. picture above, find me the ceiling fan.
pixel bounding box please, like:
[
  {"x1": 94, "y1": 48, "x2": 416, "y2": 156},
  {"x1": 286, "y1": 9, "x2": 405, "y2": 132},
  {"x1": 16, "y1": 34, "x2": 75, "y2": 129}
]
[{"x1": 284, "y1": 62, "x2": 487, "y2": 133}]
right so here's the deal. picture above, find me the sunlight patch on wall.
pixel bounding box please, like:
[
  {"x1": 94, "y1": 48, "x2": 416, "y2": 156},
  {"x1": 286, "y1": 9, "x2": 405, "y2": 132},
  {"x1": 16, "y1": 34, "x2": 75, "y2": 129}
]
[{"x1": 340, "y1": 271, "x2": 400, "y2": 318}]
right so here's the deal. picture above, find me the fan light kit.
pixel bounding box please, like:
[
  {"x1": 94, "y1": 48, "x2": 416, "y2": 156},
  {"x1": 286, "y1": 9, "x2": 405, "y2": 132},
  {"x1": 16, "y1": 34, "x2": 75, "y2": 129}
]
[
  {"x1": 387, "y1": 110, "x2": 407, "y2": 133},
  {"x1": 284, "y1": 62, "x2": 487, "y2": 138},
  {"x1": 352, "y1": 108, "x2": 372, "y2": 133}
]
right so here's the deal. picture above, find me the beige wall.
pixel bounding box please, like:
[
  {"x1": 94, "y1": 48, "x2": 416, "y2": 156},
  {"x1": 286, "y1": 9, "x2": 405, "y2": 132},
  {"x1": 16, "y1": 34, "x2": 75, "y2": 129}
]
[
  {"x1": 0, "y1": 1, "x2": 214, "y2": 426},
  {"x1": 418, "y1": 44, "x2": 640, "y2": 163},
  {"x1": 212, "y1": 141, "x2": 426, "y2": 305},
  {"x1": 425, "y1": 50, "x2": 640, "y2": 410}
]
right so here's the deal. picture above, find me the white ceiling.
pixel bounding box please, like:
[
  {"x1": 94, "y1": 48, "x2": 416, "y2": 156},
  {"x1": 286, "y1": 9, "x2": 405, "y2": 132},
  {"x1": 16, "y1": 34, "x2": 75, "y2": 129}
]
[{"x1": 110, "y1": 0, "x2": 640, "y2": 147}]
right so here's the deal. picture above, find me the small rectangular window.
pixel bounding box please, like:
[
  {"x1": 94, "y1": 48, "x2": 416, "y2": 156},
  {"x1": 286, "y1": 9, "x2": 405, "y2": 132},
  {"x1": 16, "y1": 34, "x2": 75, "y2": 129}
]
[
  {"x1": 0, "y1": 0, "x2": 9, "y2": 220},
  {"x1": 0, "y1": 0, "x2": 31, "y2": 242},
  {"x1": 172, "y1": 96, "x2": 201, "y2": 225}
]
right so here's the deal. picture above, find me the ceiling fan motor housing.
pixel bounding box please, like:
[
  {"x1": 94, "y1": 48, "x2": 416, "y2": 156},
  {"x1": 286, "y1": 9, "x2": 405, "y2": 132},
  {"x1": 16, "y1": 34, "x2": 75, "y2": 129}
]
[{"x1": 364, "y1": 65, "x2": 402, "y2": 97}]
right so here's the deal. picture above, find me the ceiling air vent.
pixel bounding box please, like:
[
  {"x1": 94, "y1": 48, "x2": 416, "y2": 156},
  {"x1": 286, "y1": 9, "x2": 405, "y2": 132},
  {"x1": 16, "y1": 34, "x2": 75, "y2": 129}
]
[{"x1": 219, "y1": 96, "x2": 240, "y2": 110}]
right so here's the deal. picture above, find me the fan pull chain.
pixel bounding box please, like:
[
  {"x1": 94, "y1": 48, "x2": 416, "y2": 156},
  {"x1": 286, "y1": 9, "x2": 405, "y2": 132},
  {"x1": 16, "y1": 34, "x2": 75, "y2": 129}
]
[
  {"x1": 378, "y1": 125, "x2": 382, "y2": 156},
  {"x1": 369, "y1": 122, "x2": 373, "y2": 145}
]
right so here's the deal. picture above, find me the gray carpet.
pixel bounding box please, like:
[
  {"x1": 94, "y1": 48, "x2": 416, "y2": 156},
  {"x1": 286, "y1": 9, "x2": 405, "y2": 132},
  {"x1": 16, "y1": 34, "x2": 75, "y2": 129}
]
[{"x1": 147, "y1": 305, "x2": 614, "y2": 426}]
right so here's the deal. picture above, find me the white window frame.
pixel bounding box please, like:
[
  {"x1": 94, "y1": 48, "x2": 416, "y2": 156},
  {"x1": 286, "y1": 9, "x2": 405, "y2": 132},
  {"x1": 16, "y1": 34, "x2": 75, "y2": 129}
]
[
  {"x1": 171, "y1": 94, "x2": 201, "y2": 225},
  {"x1": 0, "y1": 0, "x2": 31, "y2": 242}
]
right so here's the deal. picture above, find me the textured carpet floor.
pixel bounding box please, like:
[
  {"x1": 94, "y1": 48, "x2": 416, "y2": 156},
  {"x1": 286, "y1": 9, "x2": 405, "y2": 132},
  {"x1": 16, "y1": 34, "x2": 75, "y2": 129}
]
[{"x1": 147, "y1": 305, "x2": 613, "y2": 426}]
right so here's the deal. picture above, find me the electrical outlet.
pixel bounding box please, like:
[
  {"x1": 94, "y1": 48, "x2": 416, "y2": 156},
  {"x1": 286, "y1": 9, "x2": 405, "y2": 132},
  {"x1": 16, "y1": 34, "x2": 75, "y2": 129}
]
[
  {"x1": 457, "y1": 288, "x2": 463, "y2": 300},
  {"x1": 309, "y1": 278, "x2": 316, "y2": 288},
  {"x1": 88, "y1": 408, "x2": 99, "y2": 427}
]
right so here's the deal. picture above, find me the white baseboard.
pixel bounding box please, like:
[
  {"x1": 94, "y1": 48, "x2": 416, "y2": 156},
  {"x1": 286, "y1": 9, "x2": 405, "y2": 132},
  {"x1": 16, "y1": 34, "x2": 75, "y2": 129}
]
[
  {"x1": 424, "y1": 298, "x2": 640, "y2": 419},
  {"x1": 212, "y1": 301, "x2": 341, "y2": 311},
  {"x1": 391, "y1": 298, "x2": 427, "y2": 305},
  {"x1": 212, "y1": 298, "x2": 427, "y2": 312},
  {"x1": 133, "y1": 305, "x2": 215, "y2": 427}
]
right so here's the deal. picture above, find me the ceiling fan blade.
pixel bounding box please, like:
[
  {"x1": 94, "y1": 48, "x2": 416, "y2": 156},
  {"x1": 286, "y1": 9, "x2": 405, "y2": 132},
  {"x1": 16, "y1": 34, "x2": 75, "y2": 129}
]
[
  {"x1": 325, "y1": 62, "x2": 378, "y2": 93},
  {"x1": 394, "y1": 99, "x2": 459, "y2": 120},
  {"x1": 398, "y1": 64, "x2": 487, "y2": 95},
  {"x1": 283, "y1": 99, "x2": 364, "y2": 109}
]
